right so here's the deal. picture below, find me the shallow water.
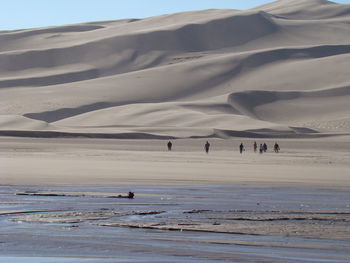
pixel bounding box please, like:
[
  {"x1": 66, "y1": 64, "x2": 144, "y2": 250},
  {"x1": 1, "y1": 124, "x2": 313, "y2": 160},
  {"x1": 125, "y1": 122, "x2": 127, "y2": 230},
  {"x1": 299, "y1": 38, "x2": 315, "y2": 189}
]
[
  {"x1": 0, "y1": 256, "x2": 125, "y2": 263},
  {"x1": 1, "y1": 185, "x2": 350, "y2": 262}
]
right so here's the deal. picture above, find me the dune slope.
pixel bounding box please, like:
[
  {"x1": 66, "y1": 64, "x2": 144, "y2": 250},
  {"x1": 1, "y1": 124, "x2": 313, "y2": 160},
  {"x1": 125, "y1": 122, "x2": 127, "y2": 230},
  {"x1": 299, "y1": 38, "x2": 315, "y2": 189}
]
[{"x1": 1, "y1": 0, "x2": 349, "y2": 138}]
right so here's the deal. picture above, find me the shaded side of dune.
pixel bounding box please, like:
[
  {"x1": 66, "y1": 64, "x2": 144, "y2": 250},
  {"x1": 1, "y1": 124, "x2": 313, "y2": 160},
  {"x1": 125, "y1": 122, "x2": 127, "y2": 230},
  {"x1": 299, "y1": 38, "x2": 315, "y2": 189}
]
[
  {"x1": 0, "y1": 128, "x2": 348, "y2": 140},
  {"x1": 0, "y1": 130, "x2": 177, "y2": 139}
]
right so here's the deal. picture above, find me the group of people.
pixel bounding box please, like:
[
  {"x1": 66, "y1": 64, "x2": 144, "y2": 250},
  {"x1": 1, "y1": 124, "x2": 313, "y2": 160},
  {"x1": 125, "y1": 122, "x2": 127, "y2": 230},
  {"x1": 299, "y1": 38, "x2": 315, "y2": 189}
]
[
  {"x1": 253, "y1": 141, "x2": 280, "y2": 154},
  {"x1": 167, "y1": 141, "x2": 280, "y2": 154},
  {"x1": 234, "y1": 141, "x2": 280, "y2": 154}
]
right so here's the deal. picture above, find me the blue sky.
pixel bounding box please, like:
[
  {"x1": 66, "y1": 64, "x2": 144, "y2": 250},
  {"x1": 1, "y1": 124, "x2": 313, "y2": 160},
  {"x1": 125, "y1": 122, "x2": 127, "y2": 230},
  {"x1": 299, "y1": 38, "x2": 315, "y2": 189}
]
[{"x1": 1, "y1": 0, "x2": 349, "y2": 30}]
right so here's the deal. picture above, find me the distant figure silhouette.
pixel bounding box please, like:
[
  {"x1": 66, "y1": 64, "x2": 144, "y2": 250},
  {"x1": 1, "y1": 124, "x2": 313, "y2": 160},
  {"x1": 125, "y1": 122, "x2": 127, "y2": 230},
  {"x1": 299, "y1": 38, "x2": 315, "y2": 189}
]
[
  {"x1": 253, "y1": 141, "x2": 257, "y2": 153},
  {"x1": 116, "y1": 192, "x2": 135, "y2": 199},
  {"x1": 263, "y1": 143, "x2": 268, "y2": 152},
  {"x1": 239, "y1": 143, "x2": 245, "y2": 154},
  {"x1": 167, "y1": 141, "x2": 173, "y2": 151},
  {"x1": 204, "y1": 141, "x2": 210, "y2": 154},
  {"x1": 274, "y1": 142, "x2": 280, "y2": 153},
  {"x1": 259, "y1": 144, "x2": 264, "y2": 154}
]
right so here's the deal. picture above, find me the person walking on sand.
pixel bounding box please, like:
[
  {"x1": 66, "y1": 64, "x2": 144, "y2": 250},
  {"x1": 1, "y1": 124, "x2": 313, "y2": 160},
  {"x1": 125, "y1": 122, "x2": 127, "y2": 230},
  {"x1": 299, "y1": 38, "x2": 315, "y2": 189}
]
[
  {"x1": 274, "y1": 142, "x2": 280, "y2": 153},
  {"x1": 204, "y1": 141, "x2": 210, "y2": 154},
  {"x1": 239, "y1": 143, "x2": 245, "y2": 154},
  {"x1": 253, "y1": 141, "x2": 257, "y2": 153},
  {"x1": 263, "y1": 143, "x2": 268, "y2": 152},
  {"x1": 259, "y1": 144, "x2": 264, "y2": 154},
  {"x1": 167, "y1": 141, "x2": 173, "y2": 151}
]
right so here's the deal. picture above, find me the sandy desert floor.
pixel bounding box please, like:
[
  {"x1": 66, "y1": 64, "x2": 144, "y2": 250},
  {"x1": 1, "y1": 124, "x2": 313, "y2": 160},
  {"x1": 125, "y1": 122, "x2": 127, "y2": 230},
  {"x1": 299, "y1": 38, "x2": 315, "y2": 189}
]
[
  {"x1": 1, "y1": 136, "x2": 350, "y2": 262},
  {"x1": 1, "y1": 136, "x2": 350, "y2": 186}
]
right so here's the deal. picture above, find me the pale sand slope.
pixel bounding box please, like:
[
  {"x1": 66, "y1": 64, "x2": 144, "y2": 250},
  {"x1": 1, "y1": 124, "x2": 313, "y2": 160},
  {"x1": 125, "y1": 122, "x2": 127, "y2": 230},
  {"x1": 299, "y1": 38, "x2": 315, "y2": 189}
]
[
  {"x1": 0, "y1": 0, "x2": 350, "y2": 138},
  {"x1": 1, "y1": 136, "x2": 349, "y2": 186}
]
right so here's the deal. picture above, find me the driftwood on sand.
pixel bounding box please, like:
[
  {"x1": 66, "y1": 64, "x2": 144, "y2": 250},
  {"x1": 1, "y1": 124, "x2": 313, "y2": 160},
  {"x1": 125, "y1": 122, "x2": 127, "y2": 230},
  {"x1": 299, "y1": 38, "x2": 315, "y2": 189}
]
[{"x1": 16, "y1": 191, "x2": 135, "y2": 199}]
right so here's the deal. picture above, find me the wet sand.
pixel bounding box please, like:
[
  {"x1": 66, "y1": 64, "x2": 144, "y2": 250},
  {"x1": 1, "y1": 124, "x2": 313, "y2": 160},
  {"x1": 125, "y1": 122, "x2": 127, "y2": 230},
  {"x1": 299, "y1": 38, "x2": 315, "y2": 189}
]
[
  {"x1": 1, "y1": 185, "x2": 350, "y2": 263},
  {"x1": 1, "y1": 136, "x2": 350, "y2": 262}
]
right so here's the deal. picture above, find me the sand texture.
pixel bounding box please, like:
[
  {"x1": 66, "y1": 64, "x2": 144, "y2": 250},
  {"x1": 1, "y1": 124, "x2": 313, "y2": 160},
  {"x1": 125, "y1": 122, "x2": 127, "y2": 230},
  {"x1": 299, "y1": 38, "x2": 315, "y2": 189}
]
[
  {"x1": 1, "y1": 0, "x2": 350, "y2": 138},
  {"x1": 1, "y1": 136, "x2": 349, "y2": 187}
]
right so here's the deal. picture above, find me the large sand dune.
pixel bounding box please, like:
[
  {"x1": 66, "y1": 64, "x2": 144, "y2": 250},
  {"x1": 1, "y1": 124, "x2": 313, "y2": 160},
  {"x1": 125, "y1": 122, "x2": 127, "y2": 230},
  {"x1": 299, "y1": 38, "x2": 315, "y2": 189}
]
[{"x1": 1, "y1": 0, "x2": 349, "y2": 138}]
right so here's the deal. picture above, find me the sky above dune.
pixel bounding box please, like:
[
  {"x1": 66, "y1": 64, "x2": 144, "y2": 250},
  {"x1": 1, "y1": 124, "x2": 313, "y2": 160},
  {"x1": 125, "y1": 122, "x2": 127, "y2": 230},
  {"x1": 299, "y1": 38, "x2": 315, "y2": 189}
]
[{"x1": 1, "y1": 0, "x2": 349, "y2": 30}]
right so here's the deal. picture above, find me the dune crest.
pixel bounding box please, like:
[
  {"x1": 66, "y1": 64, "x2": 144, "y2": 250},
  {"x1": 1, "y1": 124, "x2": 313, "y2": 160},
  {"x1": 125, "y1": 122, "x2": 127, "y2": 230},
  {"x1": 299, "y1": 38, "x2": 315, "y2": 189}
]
[{"x1": 1, "y1": 0, "x2": 349, "y2": 138}]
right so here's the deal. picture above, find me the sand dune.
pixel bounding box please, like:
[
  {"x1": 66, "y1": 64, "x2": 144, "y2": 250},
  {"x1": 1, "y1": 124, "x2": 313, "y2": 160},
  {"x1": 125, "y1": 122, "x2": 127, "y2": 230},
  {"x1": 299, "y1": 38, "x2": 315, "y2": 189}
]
[
  {"x1": 0, "y1": 115, "x2": 53, "y2": 130},
  {"x1": 257, "y1": 0, "x2": 350, "y2": 19},
  {"x1": 229, "y1": 85, "x2": 350, "y2": 124},
  {"x1": 0, "y1": 0, "x2": 349, "y2": 138}
]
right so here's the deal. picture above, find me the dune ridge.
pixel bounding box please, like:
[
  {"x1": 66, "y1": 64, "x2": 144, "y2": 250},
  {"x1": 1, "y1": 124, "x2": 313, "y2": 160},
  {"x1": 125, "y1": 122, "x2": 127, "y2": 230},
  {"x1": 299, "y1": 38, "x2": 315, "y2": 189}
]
[{"x1": 0, "y1": 0, "x2": 349, "y2": 138}]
